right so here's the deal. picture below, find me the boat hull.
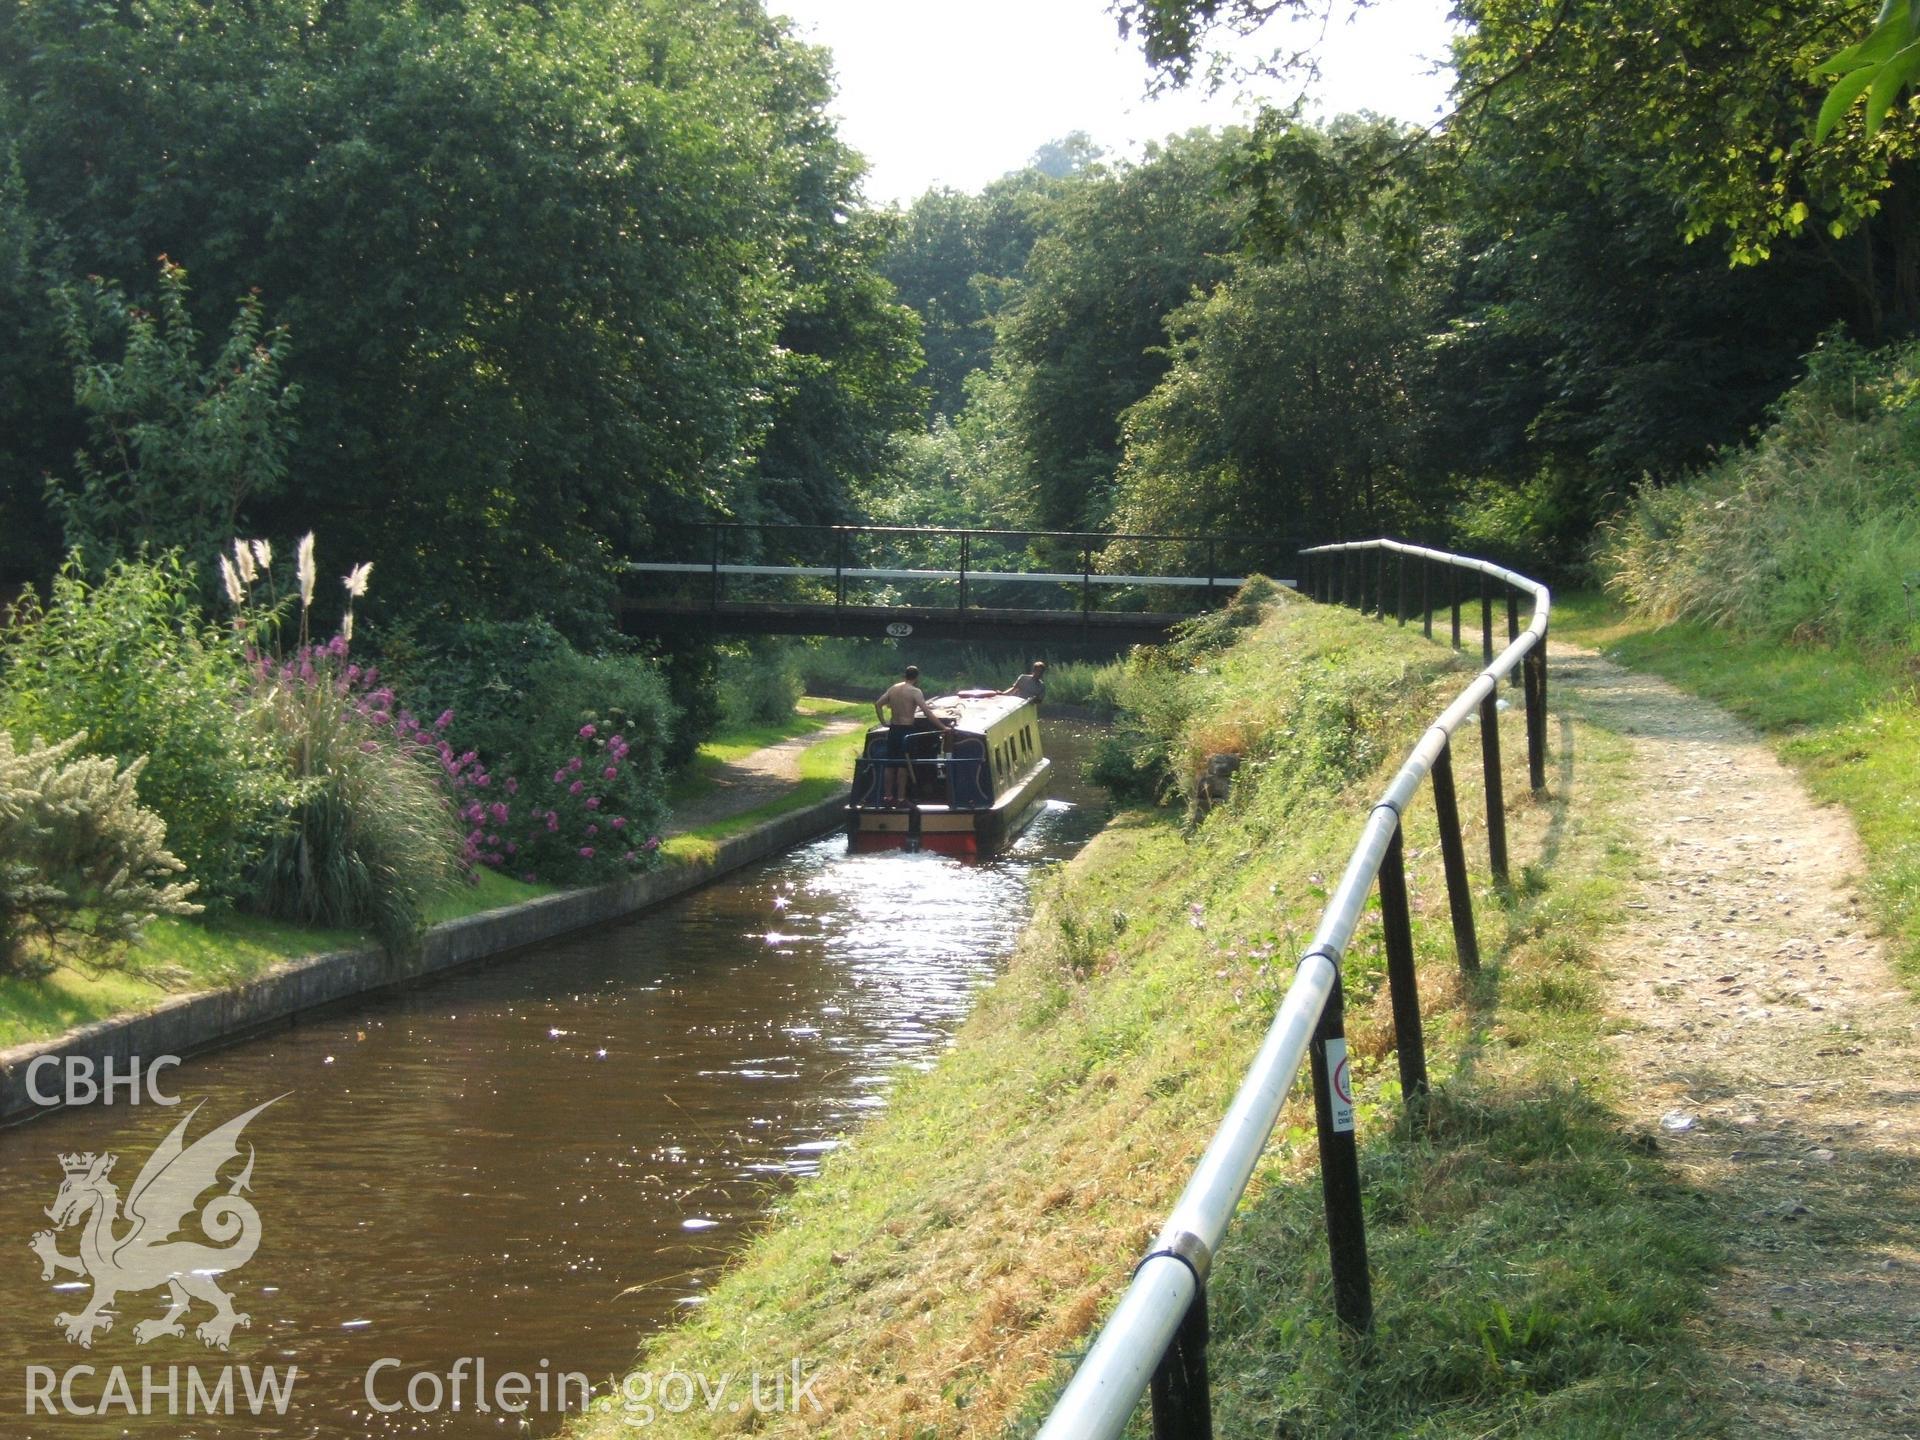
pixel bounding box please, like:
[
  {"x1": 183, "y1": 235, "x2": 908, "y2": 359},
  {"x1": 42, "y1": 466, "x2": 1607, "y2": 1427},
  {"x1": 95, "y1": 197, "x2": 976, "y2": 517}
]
[{"x1": 847, "y1": 757, "x2": 1051, "y2": 855}]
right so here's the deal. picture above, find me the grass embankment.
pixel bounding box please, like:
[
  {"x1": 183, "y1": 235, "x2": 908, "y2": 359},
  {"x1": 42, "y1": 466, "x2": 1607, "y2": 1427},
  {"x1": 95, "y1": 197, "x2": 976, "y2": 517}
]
[
  {"x1": 1555, "y1": 591, "x2": 1920, "y2": 988},
  {"x1": 569, "y1": 592, "x2": 1720, "y2": 1438},
  {"x1": 1, "y1": 699, "x2": 867, "y2": 1049}
]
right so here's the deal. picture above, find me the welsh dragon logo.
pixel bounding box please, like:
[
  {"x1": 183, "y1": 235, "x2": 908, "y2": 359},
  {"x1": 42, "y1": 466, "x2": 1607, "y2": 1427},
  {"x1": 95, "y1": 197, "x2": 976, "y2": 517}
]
[{"x1": 30, "y1": 1097, "x2": 282, "y2": 1350}]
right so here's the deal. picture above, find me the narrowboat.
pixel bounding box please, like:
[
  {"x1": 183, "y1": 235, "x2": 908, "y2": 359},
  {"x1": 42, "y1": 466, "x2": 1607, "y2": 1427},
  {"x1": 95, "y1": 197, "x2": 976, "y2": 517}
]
[{"x1": 846, "y1": 691, "x2": 1051, "y2": 854}]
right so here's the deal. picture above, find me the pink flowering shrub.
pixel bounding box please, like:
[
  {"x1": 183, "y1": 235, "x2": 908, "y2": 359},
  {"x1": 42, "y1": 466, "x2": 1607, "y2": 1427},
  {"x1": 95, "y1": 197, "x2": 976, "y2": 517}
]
[
  {"x1": 368, "y1": 618, "x2": 673, "y2": 885},
  {"x1": 249, "y1": 634, "x2": 665, "y2": 894},
  {"x1": 482, "y1": 718, "x2": 665, "y2": 884}
]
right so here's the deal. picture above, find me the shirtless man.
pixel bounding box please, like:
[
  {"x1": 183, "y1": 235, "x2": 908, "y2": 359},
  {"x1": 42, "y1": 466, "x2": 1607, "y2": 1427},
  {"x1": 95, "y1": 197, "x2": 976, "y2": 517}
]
[{"x1": 875, "y1": 664, "x2": 954, "y2": 804}]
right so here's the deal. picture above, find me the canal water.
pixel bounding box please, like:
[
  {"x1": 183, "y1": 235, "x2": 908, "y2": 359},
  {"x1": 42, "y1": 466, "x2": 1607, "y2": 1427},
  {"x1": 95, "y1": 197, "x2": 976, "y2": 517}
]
[{"x1": 0, "y1": 723, "x2": 1106, "y2": 1437}]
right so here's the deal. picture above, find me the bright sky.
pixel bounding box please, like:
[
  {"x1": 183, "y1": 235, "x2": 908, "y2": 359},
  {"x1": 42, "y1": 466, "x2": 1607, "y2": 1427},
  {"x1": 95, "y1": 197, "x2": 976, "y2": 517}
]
[{"x1": 772, "y1": 0, "x2": 1461, "y2": 207}]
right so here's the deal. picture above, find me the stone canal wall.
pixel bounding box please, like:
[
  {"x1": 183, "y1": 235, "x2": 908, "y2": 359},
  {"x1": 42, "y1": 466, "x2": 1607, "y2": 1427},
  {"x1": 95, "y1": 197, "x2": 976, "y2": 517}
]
[{"x1": 0, "y1": 790, "x2": 850, "y2": 1124}]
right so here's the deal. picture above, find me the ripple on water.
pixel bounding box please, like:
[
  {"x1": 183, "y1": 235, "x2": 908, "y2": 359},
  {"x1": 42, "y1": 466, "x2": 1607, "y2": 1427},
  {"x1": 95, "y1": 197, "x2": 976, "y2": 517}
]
[{"x1": 0, "y1": 728, "x2": 1108, "y2": 1436}]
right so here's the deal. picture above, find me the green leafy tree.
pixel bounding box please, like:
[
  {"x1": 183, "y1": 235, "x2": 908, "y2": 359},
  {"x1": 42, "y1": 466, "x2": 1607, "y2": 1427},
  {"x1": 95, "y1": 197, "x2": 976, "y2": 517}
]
[
  {"x1": 748, "y1": 202, "x2": 926, "y2": 534},
  {"x1": 49, "y1": 259, "x2": 298, "y2": 580},
  {"x1": 1111, "y1": 232, "x2": 1449, "y2": 545},
  {"x1": 862, "y1": 366, "x2": 1037, "y2": 529},
  {"x1": 1433, "y1": 91, "x2": 1854, "y2": 491},
  {"x1": 880, "y1": 144, "x2": 1093, "y2": 419},
  {"x1": 1816, "y1": 0, "x2": 1920, "y2": 141},
  {"x1": 1121, "y1": 0, "x2": 1920, "y2": 333},
  {"x1": 993, "y1": 129, "x2": 1249, "y2": 531},
  {"x1": 0, "y1": 0, "x2": 916, "y2": 632},
  {"x1": 0, "y1": 144, "x2": 72, "y2": 590}
]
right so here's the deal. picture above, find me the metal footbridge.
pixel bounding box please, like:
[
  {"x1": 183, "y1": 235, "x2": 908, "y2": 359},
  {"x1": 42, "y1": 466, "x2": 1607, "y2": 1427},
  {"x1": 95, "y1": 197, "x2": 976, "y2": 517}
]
[{"x1": 622, "y1": 524, "x2": 1299, "y2": 644}]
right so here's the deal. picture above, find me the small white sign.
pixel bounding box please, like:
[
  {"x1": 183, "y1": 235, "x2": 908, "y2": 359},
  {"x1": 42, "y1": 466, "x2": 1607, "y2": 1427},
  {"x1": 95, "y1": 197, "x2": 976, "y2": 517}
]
[
  {"x1": 884, "y1": 622, "x2": 913, "y2": 638},
  {"x1": 1325, "y1": 1038, "x2": 1354, "y2": 1132}
]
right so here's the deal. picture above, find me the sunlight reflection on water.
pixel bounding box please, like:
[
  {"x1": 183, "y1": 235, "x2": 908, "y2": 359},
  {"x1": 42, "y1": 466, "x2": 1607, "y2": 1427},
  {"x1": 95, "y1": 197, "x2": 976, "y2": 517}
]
[{"x1": 0, "y1": 725, "x2": 1106, "y2": 1437}]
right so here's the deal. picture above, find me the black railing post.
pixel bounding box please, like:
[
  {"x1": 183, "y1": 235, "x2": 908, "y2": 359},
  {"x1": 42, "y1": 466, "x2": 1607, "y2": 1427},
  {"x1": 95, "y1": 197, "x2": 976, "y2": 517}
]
[
  {"x1": 1422, "y1": 556, "x2": 1433, "y2": 640},
  {"x1": 836, "y1": 528, "x2": 847, "y2": 609},
  {"x1": 1430, "y1": 739, "x2": 1481, "y2": 974},
  {"x1": 1523, "y1": 643, "x2": 1544, "y2": 792},
  {"x1": 1309, "y1": 971, "x2": 1373, "y2": 1332},
  {"x1": 1539, "y1": 627, "x2": 1548, "y2": 736},
  {"x1": 1480, "y1": 571, "x2": 1494, "y2": 665},
  {"x1": 1147, "y1": 1283, "x2": 1213, "y2": 1440},
  {"x1": 1506, "y1": 586, "x2": 1520, "y2": 687},
  {"x1": 1207, "y1": 537, "x2": 1217, "y2": 603},
  {"x1": 1396, "y1": 552, "x2": 1407, "y2": 626},
  {"x1": 1347, "y1": 550, "x2": 1361, "y2": 610},
  {"x1": 1374, "y1": 546, "x2": 1387, "y2": 621},
  {"x1": 710, "y1": 525, "x2": 722, "y2": 610},
  {"x1": 1449, "y1": 566, "x2": 1462, "y2": 650},
  {"x1": 1377, "y1": 820, "x2": 1429, "y2": 1101},
  {"x1": 959, "y1": 532, "x2": 969, "y2": 617},
  {"x1": 1480, "y1": 689, "x2": 1509, "y2": 888},
  {"x1": 1524, "y1": 630, "x2": 1549, "y2": 792},
  {"x1": 1082, "y1": 544, "x2": 1093, "y2": 620}
]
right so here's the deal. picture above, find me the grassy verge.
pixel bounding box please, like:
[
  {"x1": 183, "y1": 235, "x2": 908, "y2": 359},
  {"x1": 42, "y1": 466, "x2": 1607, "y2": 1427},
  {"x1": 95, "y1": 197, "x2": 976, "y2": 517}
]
[
  {"x1": 567, "y1": 595, "x2": 1720, "y2": 1438},
  {"x1": 2, "y1": 700, "x2": 876, "y2": 1049},
  {"x1": 0, "y1": 867, "x2": 553, "y2": 1049},
  {"x1": 657, "y1": 734, "x2": 863, "y2": 864},
  {"x1": 1554, "y1": 590, "x2": 1920, "y2": 985}
]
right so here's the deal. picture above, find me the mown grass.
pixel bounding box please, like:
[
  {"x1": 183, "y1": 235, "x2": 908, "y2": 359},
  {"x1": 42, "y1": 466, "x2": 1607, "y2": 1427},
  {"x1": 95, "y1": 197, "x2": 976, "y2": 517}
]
[
  {"x1": 0, "y1": 867, "x2": 552, "y2": 1049},
  {"x1": 567, "y1": 594, "x2": 1719, "y2": 1438},
  {"x1": 1554, "y1": 589, "x2": 1920, "y2": 986}
]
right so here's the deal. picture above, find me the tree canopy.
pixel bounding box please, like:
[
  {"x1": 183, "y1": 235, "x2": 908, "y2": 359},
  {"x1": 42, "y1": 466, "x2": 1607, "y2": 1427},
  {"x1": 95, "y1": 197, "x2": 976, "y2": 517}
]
[{"x1": 0, "y1": 0, "x2": 918, "y2": 628}]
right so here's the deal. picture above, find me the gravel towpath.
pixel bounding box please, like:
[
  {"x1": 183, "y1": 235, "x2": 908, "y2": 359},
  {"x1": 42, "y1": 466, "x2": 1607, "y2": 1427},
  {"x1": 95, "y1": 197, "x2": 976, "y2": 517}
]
[
  {"x1": 665, "y1": 718, "x2": 863, "y2": 834},
  {"x1": 1561, "y1": 644, "x2": 1920, "y2": 1436}
]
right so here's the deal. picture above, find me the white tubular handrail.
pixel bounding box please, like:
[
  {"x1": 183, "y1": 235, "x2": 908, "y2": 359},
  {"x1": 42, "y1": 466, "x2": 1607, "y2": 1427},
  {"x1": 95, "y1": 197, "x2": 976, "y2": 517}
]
[
  {"x1": 626, "y1": 561, "x2": 1254, "y2": 588},
  {"x1": 1036, "y1": 539, "x2": 1549, "y2": 1440}
]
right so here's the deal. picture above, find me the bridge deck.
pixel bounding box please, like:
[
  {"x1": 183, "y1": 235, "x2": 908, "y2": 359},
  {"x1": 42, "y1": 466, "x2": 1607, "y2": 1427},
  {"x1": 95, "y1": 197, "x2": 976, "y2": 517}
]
[{"x1": 617, "y1": 599, "x2": 1212, "y2": 644}]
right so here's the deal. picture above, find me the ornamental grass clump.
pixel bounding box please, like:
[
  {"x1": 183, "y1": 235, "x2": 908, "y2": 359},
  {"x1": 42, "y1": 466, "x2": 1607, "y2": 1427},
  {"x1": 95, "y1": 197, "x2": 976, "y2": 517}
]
[
  {"x1": 0, "y1": 731, "x2": 202, "y2": 976},
  {"x1": 246, "y1": 661, "x2": 459, "y2": 951},
  {"x1": 223, "y1": 535, "x2": 460, "y2": 950}
]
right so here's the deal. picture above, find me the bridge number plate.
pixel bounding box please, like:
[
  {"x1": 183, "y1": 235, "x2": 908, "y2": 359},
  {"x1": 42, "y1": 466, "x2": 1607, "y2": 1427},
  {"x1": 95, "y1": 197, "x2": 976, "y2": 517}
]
[{"x1": 885, "y1": 622, "x2": 914, "y2": 638}]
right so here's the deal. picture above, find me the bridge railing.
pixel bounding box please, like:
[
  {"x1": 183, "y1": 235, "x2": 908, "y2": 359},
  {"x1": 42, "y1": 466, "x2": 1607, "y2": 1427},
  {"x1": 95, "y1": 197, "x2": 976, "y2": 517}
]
[
  {"x1": 1033, "y1": 539, "x2": 1550, "y2": 1440},
  {"x1": 627, "y1": 523, "x2": 1302, "y2": 618}
]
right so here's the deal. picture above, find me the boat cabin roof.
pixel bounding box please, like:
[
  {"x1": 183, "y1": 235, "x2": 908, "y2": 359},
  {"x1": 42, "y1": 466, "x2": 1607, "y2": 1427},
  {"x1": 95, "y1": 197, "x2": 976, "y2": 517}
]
[{"x1": 920, "y1": 691, "x2": 1033, "y2": 739}]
